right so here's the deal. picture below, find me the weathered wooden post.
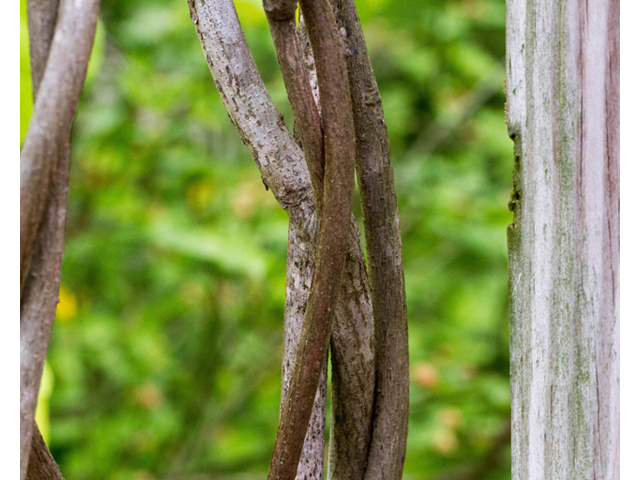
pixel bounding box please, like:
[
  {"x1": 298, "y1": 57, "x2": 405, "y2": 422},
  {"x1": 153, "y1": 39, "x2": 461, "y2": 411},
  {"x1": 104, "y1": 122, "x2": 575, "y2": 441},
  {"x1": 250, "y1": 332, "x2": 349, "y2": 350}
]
[{"x1": 506, "y1": 1, "x2": 619, "y2": 479}]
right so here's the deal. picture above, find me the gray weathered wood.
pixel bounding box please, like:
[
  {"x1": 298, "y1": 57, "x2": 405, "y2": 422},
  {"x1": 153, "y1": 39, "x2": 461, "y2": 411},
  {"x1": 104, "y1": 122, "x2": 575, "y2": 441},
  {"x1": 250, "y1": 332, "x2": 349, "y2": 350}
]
[{"x1": 506, "y1": 1, "x2": 619, "y2": 479}]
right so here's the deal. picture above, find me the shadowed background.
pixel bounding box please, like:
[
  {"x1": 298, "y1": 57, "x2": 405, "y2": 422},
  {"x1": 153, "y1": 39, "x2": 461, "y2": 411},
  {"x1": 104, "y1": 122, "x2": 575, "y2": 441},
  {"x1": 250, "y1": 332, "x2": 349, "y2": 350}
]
[{"x1": 20, "y1": 0, "x2": 512, "y2": 478}]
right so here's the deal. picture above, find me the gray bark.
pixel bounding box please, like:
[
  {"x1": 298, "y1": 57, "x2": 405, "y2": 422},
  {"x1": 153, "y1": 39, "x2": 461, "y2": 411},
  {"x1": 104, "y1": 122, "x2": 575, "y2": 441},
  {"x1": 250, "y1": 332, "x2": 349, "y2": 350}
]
[
  {"x1": 20, "y1": 0, "x2": 99, "y2": 292},
  {"x1": 187, "y1": 2, "x2": 375, "y2": 478},
  {"x1": 506, "y1": 0, "x2": 619, "y2": 479},
  {"x1": 20, "y1": 1, "x2": 99, "y2": 478},
  {"x1": 281, "y1": 224, "x2": 326, "y2": 480}
]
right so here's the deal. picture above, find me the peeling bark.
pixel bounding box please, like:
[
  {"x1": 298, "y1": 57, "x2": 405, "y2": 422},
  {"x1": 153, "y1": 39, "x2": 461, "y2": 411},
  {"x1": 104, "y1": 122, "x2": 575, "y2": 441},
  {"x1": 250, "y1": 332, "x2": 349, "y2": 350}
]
[{"x1": 506, "y1": 1, "x2": 619, "y2": 479}]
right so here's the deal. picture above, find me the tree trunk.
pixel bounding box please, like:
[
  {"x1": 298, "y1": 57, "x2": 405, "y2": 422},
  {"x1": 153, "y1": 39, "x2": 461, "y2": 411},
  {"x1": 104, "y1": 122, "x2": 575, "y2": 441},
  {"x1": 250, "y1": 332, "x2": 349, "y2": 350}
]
[{"x1": 506, "y1": 1, "x2": 619, "y2": 479}]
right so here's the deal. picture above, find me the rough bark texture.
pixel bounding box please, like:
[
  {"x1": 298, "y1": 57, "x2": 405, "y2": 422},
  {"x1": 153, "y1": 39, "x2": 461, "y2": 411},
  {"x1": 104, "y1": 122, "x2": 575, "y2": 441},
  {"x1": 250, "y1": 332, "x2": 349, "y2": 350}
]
[
  {"x1": 267, "y1": 0, "x2": 356, "y2": 475},
  {"x1": 281, "y1": 224, "x2": 327, "y2": 480},
  {"x1": 188, "y1": 0, "x2": 316, "y2": 240},
  {"x1": 282, "y1": 219, "x2": 375, "y2": 480},
  {"x1": 188, "y1": 2, "x2": 374, "y2": 478},
  {"x1": 270, "y1": 8, "x2": 327, "y2": 473},
  {"x1": 264, "y1": 0, "x2": 324, "y2": 204},
  {"x1": 328, "y1": 220, "x2": 375, "y2": 480},
  {"x1": 20, "y1": 1, "x2": 99, "y2": 478},
  {"x1": 333, "y1": 1, "x2": 409, "y2": 478},
  {"x1": 297, "y1": 14, "x2": 321, "y2": 114},
  {"x1": 297, "y1": 14, "x2": 377, "y2": 476},
  {"x1": 26, "y1": 428, "x2": 65, "y2": 480},
  {"x1": 506, "y1": 1, "x2": 619, "y2": 479}
]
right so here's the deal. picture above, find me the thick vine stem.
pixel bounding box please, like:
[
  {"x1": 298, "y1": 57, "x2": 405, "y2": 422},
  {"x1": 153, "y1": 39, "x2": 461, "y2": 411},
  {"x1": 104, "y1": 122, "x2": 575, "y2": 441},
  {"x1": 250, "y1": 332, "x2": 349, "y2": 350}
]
[
  {"x1": 269, "y1": 7, "x2": 376, "y2": 476},
  {"x1": 281, "y1": 223, "x2": 327, "y2": 480},
  {"x1": 21, "y1": 148, "x2": 70, "y2": 480},
  {"x1": 188, "y1": 3, "x2": 373, "y2": 478},
  {"x1": 264, "y1": 0, "x2": 324, "y2": 204},
  {"x1": 267, "y1": 0, "x2": 356, "y2": 477},
  {"x1": 296, "y1": 10, "x2": 376, "y2": 478},
  {"x1": 187, "y1": 0, "x2": 317, "y2": 241},
  {"x1": 333, "y1": 0, "x2": 410, "y2": 478},
  {"x1": 264, "y1": 3, "x2": 329, "y2": 478},
  {"x1": 20, "y1": 0, "x2": 99, "y2": 478},
  {"x1": 327, "y1": 218, "x2": 376, "y2": 480},
  {"x1": 27, "y1": 0, "x2": 60, "y2": 98},
  {"x1": 20, "y1": 0, "x2": 100, "y2": 292}
]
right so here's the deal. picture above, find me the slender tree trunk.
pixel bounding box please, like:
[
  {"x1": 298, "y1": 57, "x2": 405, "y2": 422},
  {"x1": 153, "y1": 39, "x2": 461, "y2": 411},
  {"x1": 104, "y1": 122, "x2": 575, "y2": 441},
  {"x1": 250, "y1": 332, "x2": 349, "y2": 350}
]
[{"x1": 506, "y1": 1, "x2": 619, "y2": 479}]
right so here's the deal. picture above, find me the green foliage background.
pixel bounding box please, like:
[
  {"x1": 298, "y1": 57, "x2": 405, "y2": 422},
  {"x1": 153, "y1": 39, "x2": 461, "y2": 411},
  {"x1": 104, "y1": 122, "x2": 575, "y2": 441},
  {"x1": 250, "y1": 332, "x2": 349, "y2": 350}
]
[{"x1": 21, "y1": 0, "x2": 513, "y2": 478}]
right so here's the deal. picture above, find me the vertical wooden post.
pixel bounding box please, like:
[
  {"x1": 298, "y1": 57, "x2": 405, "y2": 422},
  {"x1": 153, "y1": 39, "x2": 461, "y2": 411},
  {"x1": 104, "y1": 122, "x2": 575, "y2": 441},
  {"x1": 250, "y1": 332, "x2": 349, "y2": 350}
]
[{"x1": 506, "y1": 1, "x2": 619, "y2": 479}]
